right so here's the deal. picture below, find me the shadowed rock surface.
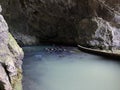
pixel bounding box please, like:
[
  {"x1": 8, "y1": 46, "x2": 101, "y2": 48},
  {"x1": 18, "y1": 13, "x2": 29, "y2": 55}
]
[
  {"x1": 0, "y1": 0, "x2": 119, "y2": 50},
  {"x1": 0, "y1": 7, "x2": 24, "y2": 90}
]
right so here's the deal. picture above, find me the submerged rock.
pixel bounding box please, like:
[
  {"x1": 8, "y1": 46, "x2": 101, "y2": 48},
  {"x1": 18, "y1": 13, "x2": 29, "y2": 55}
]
[{"x1": 0, "y1": 6, "x2": 24, "y2": 90}]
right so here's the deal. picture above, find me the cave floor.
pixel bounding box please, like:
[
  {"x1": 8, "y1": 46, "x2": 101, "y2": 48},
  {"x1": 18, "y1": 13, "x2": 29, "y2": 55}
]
[{"x1": 22, "y1": 46, "x2": 120, "y2": 90}]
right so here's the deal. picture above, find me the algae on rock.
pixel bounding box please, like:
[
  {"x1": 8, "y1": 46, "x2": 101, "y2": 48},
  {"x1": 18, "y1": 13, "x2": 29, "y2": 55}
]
[{"x1": 0, "y1": 6, "x2": 24, "y2": 90}]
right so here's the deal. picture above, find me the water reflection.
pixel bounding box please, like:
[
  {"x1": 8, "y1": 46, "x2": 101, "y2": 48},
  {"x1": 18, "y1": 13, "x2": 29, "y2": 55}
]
[{"x1": 23, "y1": 46, "x2": 120, "y2": 90}]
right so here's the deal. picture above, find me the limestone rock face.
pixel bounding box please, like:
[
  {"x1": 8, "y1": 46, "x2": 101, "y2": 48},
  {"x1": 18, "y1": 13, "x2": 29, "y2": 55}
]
[
  {"x1": 0, "y1": 63, "x2": 12, "y2": 90},
  {"x1": 77, "y1": 16, "x2": 120, "y2": 50},
  {"x1": 0, "y1": 0, "x2": 120, "y2": 50},
  {"x1": 0, "y1": 8, "x2": 24, "y2": 90},
  {"x1": 77, "y1": 0, "x2": 120, "y2": 50}
]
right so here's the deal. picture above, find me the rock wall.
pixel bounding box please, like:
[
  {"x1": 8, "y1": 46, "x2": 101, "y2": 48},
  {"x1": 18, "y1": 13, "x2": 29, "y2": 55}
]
[
  {"x1": 77, "y1": 0, "x2": 120, "y2": 50},
  {"x1": 0, "y1": 6, "x2": 24, "y2": 90},
  {"x1": 0, "y1": 0, "x2": 120, "y2": 50}
]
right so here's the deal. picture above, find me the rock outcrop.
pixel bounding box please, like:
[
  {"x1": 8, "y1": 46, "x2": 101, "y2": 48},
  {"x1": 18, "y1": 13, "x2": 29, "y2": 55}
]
[
  {"x1": 0, "y1": 6, "x2": 24, "y2": 90},
  {"x1": 0, "y1": 0, "x2": 120, "y2": 50},
  {"x1": 77, "y1": 0, "x2": 120, "y2": 50}
]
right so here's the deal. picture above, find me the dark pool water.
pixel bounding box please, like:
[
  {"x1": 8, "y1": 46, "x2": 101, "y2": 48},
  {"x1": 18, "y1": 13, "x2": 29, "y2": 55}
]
[{"x1": 22, "y1": 46, "x2": 120, "y2": 90}]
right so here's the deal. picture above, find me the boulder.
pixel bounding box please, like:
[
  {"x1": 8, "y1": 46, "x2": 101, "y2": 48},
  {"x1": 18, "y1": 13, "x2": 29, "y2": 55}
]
[{"x1": 77, "y1": 16, "x2": 120, "y2": 50}]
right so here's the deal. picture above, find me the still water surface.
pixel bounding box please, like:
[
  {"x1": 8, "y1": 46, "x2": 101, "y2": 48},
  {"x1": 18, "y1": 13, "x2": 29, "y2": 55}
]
[{"x1": 23, "y1": 46, "x2": 120, "y2": 90}]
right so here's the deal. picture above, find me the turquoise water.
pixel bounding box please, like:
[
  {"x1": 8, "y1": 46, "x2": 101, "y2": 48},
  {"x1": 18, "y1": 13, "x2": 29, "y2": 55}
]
[{"x1": 23, "y1": 46, "x2": 120, "y2": 90}]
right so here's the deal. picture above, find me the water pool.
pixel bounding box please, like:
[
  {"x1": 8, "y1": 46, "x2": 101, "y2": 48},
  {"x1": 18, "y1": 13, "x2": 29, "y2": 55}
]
[{"x1": 22, "y1": 46, "x2": 120, "y2": 90}]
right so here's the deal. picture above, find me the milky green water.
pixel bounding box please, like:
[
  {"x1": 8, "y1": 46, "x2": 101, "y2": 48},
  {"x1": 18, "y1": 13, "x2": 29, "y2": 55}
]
[{"x1": 22, "y1": 46, "x2": 120, "y2": 90}]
